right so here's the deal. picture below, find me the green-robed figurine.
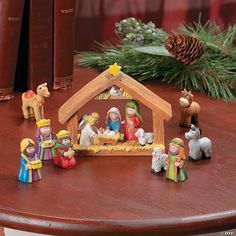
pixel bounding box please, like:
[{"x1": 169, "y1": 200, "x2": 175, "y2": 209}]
[{"x1": 166, "y1": 138, "x2": 188, "y2": 183}]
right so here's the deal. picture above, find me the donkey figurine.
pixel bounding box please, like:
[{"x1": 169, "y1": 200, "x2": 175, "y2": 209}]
[
  {"x1": 22, "y1": 83, "x2": 50, "y2": 121},
  {"x1": 179, "y1": 89, "x2": 200, "y2": 127},
  {"x1": 185, "y1": 124, "x2": 212, "y2": 161}
]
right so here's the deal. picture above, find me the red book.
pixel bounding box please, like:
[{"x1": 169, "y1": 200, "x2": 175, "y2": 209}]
[
  {"x1": 53, "y1": 0, "x2": 76, "y2": 90},
  {"x1": 28, "y1": 0, "x2": 53, "y2": 90},
  {"x1": 0, "y1": 0, "x2": 25, "y2": 101}
]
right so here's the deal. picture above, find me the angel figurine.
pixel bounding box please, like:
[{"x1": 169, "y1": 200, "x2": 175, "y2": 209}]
[{"x1": 78, "y1": 112, "x2": 100, "y2": 146}]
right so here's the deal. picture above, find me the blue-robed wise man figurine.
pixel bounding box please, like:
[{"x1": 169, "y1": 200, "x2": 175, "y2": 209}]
[{"x1": 18, "y1": 138, "x2": 42, "y2": 183}]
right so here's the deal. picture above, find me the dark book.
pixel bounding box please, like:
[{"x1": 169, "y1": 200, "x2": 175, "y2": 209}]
[
  {"x1": 53, "y1": 0, "x2": 76, "y2": 90},
  {"x1": 28, "y1": 0, "x2": 53, "y2": 90},
  {"x1": 0, "y1": 0, "x2": 25, "y2": 101}
]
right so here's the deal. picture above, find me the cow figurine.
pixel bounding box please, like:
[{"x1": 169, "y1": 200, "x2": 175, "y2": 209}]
[
  {"x1": 22, "y1": 83, "x2": 50, "y2": 121},
  {"x1": 179, "y1": 89, "x2": 200, "y2": 127},
  {"x1": 151, "y1": 147, "x2": 168, "y2": 174},
  {"x1": 185, "y1": 124, "x2": 212, "y2": 161},
  {"x1": 135, "y1": 128, "x2": 154, "y2": 146}
]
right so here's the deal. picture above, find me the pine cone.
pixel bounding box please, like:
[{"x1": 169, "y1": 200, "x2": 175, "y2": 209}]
[{"x1": 164, "y1": 33, "x2": 204, "y2": 64}]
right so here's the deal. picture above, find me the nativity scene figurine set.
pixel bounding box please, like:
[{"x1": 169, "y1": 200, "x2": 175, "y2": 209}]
[{"x1": 19, "y1": 63, "x2": 212, "y2": 184}]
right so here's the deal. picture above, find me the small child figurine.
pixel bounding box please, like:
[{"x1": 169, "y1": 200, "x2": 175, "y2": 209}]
[
  {"x1": 18, "y1": 138, "x2": 42, "y2": 183},
  {"x1": 122, "y1": 100, "x2": 142, "y2": 141},
  {"x1": 106, "y1": 107, "x2": 121, "y2": 131},
  {"x1": 53, "y1": 130, "x2": 76, "y2": 169},
  {"x1": 151, "y1": 147, "x2": 167, "y2": 174},
  {"x1": 166, "y1": 138, "x2": 188, "y2": 182},
  {"x1": 78, "y1": 112, "x2": 100, "y2": 146},
  {"x1": 35, "y1": 119, "x2": 56, "y2": 160}
]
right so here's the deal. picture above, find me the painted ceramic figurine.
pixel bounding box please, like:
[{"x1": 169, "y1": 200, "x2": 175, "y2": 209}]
[
  {"x1": 151, "y1": 147, "x2": 167, "y2": 174},
  {"x1": 35, "y1": 119, "x2": 56, "y2": 160},
  {"x1": 53, "y1": 130, "x2": 76, "y2": 168},
  {"x1": 18, "y1": 138, "x2": 42, "y2": 183},
  {"x1": 166, "y1": 138, "x2": 188, "y2": 182},
  {"x1": 122, "y1": 100, "x2": 142, "y2": 141},
  {"x1": 22, "y1": 83, "x2": 50, "y2": 121},
  {"x1": 78, "y1": 112, "x2": 100, "y2": 145},
  {"x1": 109, "y1": 86, "x2": 123, "y2": 96},
  {"x1": 179, "y1": 89, "x2": 200, "y2": 127},
  {"x1": 135, "y1": 128, "x2": 154, "y2": 146},
  {"x1": 185, "y1": 124, "x2": 212, "y2": 161},
  {"x1": 106, "y1": 107, "x2": 121, "y2": 131}
]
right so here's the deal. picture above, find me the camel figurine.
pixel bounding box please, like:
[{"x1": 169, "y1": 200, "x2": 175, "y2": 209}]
[
  {"x1": 179, "y1": 89, "x2": 200, "y2": 127},
  {"x1": 22, "y1": 83, "x2": 50, "y2": 121}
]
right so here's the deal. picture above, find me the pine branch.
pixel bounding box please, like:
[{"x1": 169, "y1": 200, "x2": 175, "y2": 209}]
[
  {"x1": 76, "y1": 18, "x2": 236, "y2": 102},
  {"x1": 180, "y1": 19, "x2": 236, "y2": 55}
]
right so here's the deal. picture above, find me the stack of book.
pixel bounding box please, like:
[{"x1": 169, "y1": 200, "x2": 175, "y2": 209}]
[{"x1": 0, "y1": 0, "x2": 76, "y2": 102}]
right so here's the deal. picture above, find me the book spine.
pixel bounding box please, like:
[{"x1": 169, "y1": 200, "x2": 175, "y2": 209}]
[
  {"x1": 28, "y1": 0, "x2": 53, "y2": 90},
  {"x1": 0, "y1": 0, "x2": 25, "y2": 101},
  {"x1": 53, "y1": 0, "x2": 76, "y2": 90}
]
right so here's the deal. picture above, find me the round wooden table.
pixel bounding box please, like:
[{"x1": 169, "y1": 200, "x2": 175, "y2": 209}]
[{"x1": 0, "y1": 66, "x2": 235, "y2": 235}]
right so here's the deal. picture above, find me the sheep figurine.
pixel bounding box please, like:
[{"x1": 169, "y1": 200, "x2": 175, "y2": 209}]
[
  {"x1": 151, "y1": 147, "x2": 168, "y2": 174},
  {"x1": 135, "y1": 128, "x2": 154, "y2": 146}
]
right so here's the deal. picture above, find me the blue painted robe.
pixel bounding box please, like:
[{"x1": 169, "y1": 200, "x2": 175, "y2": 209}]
[
  {"x1": 18, "y1": 154, "x2": 42, "y2": 183},
  {"x1": 107, "y1": 120, "x2": 121, "y2": 131}
]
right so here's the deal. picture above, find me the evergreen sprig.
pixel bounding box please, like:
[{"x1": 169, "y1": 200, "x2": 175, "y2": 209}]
[
  {"x1": 116, "y1": 17, "x2": 167, "y2": 46},
  {"x1": 77, "y1": 18, "x2": 236, "y2": 102}
]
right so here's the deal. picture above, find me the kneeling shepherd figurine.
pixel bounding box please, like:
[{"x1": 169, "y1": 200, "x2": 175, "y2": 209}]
[{"x1": 53, "y1": 130, "x2": 76, "y2": 169}]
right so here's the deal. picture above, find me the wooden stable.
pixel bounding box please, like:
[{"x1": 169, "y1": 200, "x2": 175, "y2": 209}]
[{"x1": 58, "y1": 65, "x2": 172, "y2": 156}]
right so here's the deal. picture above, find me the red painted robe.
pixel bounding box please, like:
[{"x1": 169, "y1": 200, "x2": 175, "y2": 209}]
[
  {"x1": 123, "y1": 116, "x2": 141, "y2": 140},
  {"x1": 53, "y1": 146, "x2": 76, "y2": 169}
]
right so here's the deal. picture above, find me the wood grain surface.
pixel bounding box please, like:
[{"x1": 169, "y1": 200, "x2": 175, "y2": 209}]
[
  {"x1": 0, "y1": 65, "x2": 235, "y2": 235},
  {"x1": 0, "y1": 227, "x2": 4, "y2": 236}
]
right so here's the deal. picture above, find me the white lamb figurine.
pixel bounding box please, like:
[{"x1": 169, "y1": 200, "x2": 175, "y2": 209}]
[
  {"x1": 135, "y1": 128, "x2": 154, "y2": 146},
  {"x1": 151, "y1": 147, "x2": 168, "y2": 174}
]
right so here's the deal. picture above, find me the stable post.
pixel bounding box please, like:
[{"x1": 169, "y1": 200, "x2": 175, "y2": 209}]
[
  {"x1": 67, "y1": 113, "x2": 78, "y2": 144},
  {"x1": 152, "y1": 112, "x2": 165, "y2": 145}
]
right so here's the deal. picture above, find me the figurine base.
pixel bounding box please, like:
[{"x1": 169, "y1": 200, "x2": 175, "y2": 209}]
[
  {"x1": 151, "y1": 168, "x2": 165, "y2": 175},
  {"x1": 189, "y1": 155, "x2": 211, "y2": 161},
  {"x1": 189, "y1": 156, "x2": 198, "y2": 161},
  {"x1": 179, "y1": 123, "x2": 191, "y2": 128},
  {"x1": 73, "y1": 143, "x2": 164, "y2": 157},
  {"x1": 76, "y1": 149, "x2": 153, "y2": 157}
]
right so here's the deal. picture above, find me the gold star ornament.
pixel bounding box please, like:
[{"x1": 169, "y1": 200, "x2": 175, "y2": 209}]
[{"x1": 108, "y1": 63, "x2": 121, "y2": 76}]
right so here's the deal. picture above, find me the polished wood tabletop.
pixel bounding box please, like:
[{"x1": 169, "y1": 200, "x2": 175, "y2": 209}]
[{"x1": 0, "y1": 66, "x2": 235, "y2": 236}]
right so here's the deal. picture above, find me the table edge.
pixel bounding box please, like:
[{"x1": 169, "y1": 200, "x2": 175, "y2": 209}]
[{"x1": 0, "y1": 208, "x2": 235, "y2": 235}]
